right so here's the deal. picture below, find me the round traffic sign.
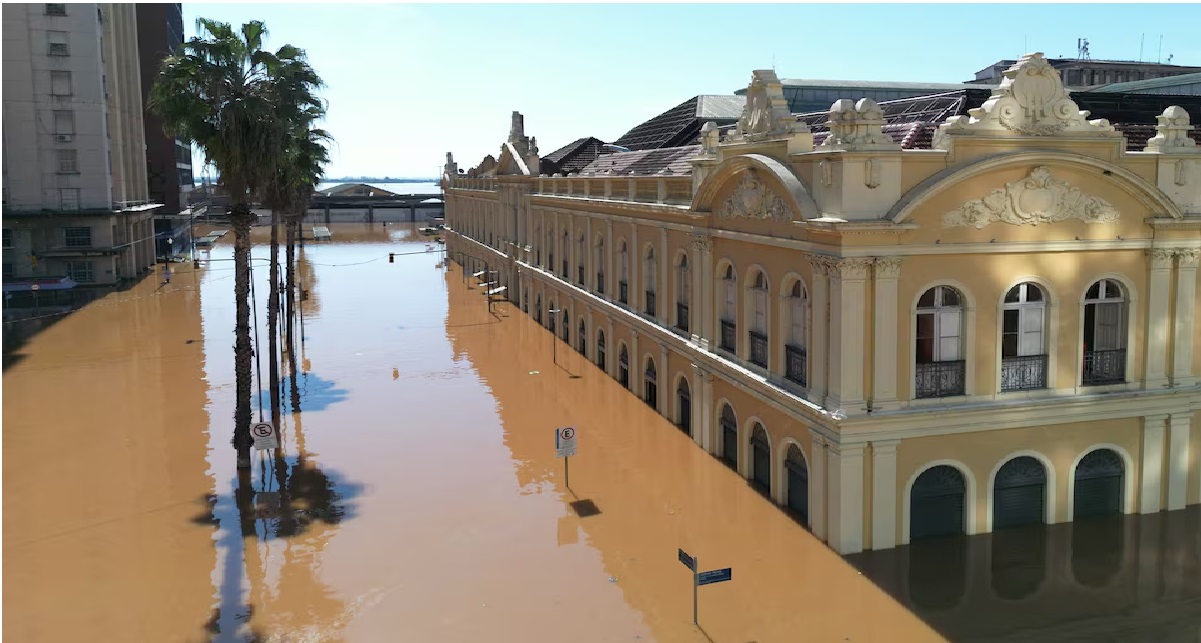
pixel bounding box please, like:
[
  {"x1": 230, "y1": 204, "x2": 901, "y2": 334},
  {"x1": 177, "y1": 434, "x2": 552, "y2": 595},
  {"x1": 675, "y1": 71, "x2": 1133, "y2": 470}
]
[
  {"x1": 30, "y1": 284, "x2": 40, "y2": 291},
  {"x1": 560, "y1": 427, "x2": 575, "y2": 440},
  {"x1": 251, "y1": 423, "x2": 274, "y2": 438}
]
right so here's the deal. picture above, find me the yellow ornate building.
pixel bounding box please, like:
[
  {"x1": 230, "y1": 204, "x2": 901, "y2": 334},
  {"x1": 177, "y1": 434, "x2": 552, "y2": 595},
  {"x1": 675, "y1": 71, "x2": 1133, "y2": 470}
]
[{"x1": 442, "y1": 53, "x2": 1201, "y2": 554}]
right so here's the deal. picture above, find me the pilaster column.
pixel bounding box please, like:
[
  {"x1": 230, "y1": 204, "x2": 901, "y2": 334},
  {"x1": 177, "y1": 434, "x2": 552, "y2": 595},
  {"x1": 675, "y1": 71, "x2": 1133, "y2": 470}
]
[
  {"x1": 827, "y1": 258, "x2": 871, "y2": 412},
  {"x1": 696, "y1": 365, "x2": 714, "y2": 452},
  {"x1": 808, "y1": 256, "x2": 830, "y2": 405},
  {"x1": 808, "y1": 429, "x2": 828, "y2": 541},
  {"x1": 1145, "y1": 249, "x2": 1174, "y2": 387},
  {"x1": 1167, "y1": 414, "x2": 1191, "y2": 510},
  {"x1": 1172, "y1": 249, "x2": 1199, "y2": 386},
  {"x1": 659, "y1": 343, "x2": 669, "y2": 417},
  {"x1": 605, "y1": 219, "x2": 614, "y2": 302},
  {"x1": 584, "y1": 216, "x2": 592, "y2": 289},
  {"x1": 691, "y1": 233, "x2": 713, "y2": 349},
  {"x1": 629, "y1": 224, "x2": 639, "y2": 310},
  {"x1": 827, "y1": 440, "x2": 865, "y2": 554},
  {"x1": 1140, "y1": 414, "x2": 1167, "y2": 513},
  {"x1": 872, "y1": 258, "x2": 902, "y2": 410},
  {"x1": 870, "y1": 439, "x2": 900, "y2": 550},
  {"x1": 659, "y1": 228, "x2": 669, "y2": 326}
]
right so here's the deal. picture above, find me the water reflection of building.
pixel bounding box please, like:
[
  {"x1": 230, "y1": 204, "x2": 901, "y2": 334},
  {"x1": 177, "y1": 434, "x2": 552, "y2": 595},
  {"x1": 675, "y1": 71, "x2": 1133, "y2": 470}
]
[{"x1": 444, "y1": 53, "x2": 1201, "y2": 555}]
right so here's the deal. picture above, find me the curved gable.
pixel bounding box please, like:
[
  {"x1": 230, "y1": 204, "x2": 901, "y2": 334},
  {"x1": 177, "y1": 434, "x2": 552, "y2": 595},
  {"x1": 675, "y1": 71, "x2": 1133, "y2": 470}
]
[{"x1": 693, "y1": 154, "x2": 819, "y2": 222}]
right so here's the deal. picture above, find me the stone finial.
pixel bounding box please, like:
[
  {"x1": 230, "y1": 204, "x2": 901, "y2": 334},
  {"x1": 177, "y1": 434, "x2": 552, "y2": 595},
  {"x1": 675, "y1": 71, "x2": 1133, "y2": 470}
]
[
  {"x1": 700, "y1": 121, "x2": 720, "y2": 155},
  {"x1": 508, "y1": 111, "x2": 526, "y2": 144},
  {"x1": 733, "y1": 69, "x2": 808, "y2": 141},
  {"x1": 819, "y1": 98, "x2": 900, "y2": 151},
  {"x1": 444, "y1": 152, "x2": 458, "y2": 176},
  {"x1": 934, "y1": 52, "x2": 1118, "y2": 144},
  {"x1": 529, "y1": 136, "x2": 539, "y2": 156},
  {"x1": 1146, "y1": 106, "x2": 1198, "y2": 153}
]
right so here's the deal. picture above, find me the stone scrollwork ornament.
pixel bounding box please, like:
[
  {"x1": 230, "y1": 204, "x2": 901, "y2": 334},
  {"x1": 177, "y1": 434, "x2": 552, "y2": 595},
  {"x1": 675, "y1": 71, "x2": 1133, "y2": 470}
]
[
  {"x1": 716, "y1": 171, "x2": 791, "y2": 221},
  {"x1": 942, "y1": 166, "x2": 1119, "y2": 229}
]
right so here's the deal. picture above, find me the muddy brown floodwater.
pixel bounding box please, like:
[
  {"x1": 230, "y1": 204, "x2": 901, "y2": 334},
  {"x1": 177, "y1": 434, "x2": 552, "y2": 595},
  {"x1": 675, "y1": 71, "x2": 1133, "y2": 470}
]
[{"x1": 3, "y1": 223, "x2": 941, "y2": 642}]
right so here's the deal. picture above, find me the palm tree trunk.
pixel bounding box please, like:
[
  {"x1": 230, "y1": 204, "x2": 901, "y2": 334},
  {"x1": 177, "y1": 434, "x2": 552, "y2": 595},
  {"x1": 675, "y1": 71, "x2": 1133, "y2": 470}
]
[
  {"x1": 229, "y1": 188, "x2": 255, "y2": 469},
  {"x1": 285, "y1": 217, "x2": 301, "y2": 411},
  {"x1": 268, "y1": 209, "x2": 282, "y2": 438}
]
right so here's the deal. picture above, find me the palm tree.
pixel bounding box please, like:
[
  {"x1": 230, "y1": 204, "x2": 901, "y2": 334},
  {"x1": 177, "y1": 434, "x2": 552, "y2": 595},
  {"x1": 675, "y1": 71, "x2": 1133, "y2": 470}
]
[{"x1": 149, "y1": 19, "x2": 325, "y2": 469}]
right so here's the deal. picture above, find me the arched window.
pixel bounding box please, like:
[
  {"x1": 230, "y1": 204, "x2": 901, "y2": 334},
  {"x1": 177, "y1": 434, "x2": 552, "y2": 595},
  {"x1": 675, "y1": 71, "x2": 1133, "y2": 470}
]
[
  {"x1": 1082, "y1": 279, "x2": 1127, "y2": 385},
  {"x1": 644, "y1": 247, "x2": 657, "y2": 316},
  {"x1": 546, "y1": 229, "x2": 554, "y2": 271},
  {"x1": 719, "y1": 404, "x2": 737, "y2": 469},
  {"x1": 915, "y1": 286, "x2": 965, "y2": 398},
  {"x1": 576, "y1": 232, "x2": 585, "y2": 285},
  {"x1": 595, "y1": 238, "x2": 605, "y2": 294},
  {"x1": 577, "y1": 319, "x2": 586, "y2": 354},
  {"x1": 910, "y1": 465, "x2": 967, "y2": 540},
  {"x1": 750, "y1": 423, "x2": 771, "y2": 492},
  {"x1": 560, "y1": 310, "x2": 569, "y2": 342},
  {"x1": 547, "y1": 301, "x2": 556, "y2": 332},
  {"x1": 534, "y1": 294, "x2": 542, "y2": 323},
  {"x1": 561, "y1": 230, "x2": 570, "y2": 277},
  {"x1": 644, "y1": 358, "x2": 657, "y2": 409},
  {"x1": 675, "y1": 254, "x2": 690, "y2": 333},
  {"x1": 785, "y1": 281, "x2": 808, "y2": 385},
  {"x1": 748, "y1": 272, "x2": 768, "y2": 368},
  {"x1": 1001, "y1": 283, "x2": 1048, "y2": 391},
  {"x1": 785, "y1": 444, "x2": 809, "y2": 527},
  {"x1": 720, "y1": 265, "x2": 737, "y2": 352},
  {"x1": 618, "y1": 345, "x2": 630, "y2": 388},
  {"x1": 596, "y1": 330, "x2": 606, "y2": 371},
  {"x1": 619, "y1": 241, "x2": 629, "y2": 304},
  {"x1": 676, "y1": 377, "x2": 691, "y2": 435}
]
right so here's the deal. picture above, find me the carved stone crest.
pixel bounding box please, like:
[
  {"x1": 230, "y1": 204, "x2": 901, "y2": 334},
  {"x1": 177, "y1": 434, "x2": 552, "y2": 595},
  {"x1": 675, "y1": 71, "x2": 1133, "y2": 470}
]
[
  {"x1": 942, "y1": 166, "x2": 1120, "y2": 229},
  {"x1": 716, "y1": 171, "x2": 791, "y2": 221},
  {"x1": 733, "y1": 70, "x2": 807, "y2": 142}
]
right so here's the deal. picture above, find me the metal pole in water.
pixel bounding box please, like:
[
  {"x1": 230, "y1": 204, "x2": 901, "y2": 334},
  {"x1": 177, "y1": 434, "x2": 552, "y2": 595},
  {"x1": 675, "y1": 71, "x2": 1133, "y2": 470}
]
[
  {"x1": 693, "y1": 556, "x2": 699, "y2": 626},
  {"x1": 565, "y1": 455, "x2": 570, "y2": 488}
]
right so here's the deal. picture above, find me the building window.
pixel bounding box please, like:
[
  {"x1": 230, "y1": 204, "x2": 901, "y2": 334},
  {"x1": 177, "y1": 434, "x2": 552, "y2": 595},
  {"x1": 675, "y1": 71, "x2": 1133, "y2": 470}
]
[
  {"x1": 45, "y1": 3, "x2": 66, "y2": 15},
  {"x1": 2, "y1": 229, "x2": 12, "y2": 250},
  {"x1": 53, "y1": 110, "x2": 74, "y2": 134},
  {"x1": 1082, "y1": 279, "x2": 1127, "y2": 385},
  {"x1": 643, "y1": 246, "x2": 656, "y2": 316},
  {"x1": 3, "y1": 263, "x2": 13, "y2": 281},
  {"x1": 59, "y1": 188, "x2": 80, "y2": 211},
  {"x1": 65, "y1": 260, "x2": 93, "y2": 283},
  {"x1": 915, "y1": 285, "x2": 966, "y2": 398},
  {"x1": 618, "y1": 240, "x2": 629, "y2": 305},
  {"x1": 50, "y1": 70, "x2": 72, "y2": 96},
  {"x1": 47, "y1": 31, "x2": 69, "y2": 56},
  {"x1": 1001, "y1": 282, "x2": 1048, "y2": 391},
  {"x1": 721, "y1": 265, "x2": 737, "y2": 352},
  {"x1": 57, "y1": 149, "x2": 78, "y2": 173},
  {"x1": 786, "y1": 281, "x2": 808, "y2": 386},
  {"x1": 675, "y1": 254, "x2": 690, "y2": 332},
  {"x1": 748, "y1": 272, "x2": 768, "y2": 368},
  {"x1": 63, "y1": 226, "x2": 91, "y2": 247}
]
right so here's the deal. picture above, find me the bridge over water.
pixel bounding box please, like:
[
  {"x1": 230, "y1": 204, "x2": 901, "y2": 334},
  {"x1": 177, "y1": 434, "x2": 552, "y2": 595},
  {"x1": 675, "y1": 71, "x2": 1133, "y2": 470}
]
[{"x1": 308, "y1": 192, "x2": 443, "y2": 223}]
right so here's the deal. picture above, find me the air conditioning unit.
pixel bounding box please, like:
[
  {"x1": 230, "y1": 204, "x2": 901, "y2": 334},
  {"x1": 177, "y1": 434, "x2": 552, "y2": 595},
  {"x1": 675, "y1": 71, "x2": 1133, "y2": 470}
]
[{"x1": 55, "y1": 134, "x2": 72, "y2": 143}]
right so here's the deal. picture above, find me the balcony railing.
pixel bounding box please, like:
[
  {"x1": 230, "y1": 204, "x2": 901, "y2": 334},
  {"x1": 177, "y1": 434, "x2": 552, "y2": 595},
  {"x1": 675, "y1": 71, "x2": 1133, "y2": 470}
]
[
  {"x1": 533, "y1": 175, "x2": 695, "y2": 207},
  {"x1": 596, "y1": 272, "x2": 605, "y2": 294},
  {"x1": 785, "y1": 344, "x2": 807, "y2": 386},
  {"x1": 618, "y1": 280, "x2": 628, "y2": 304},
  {"x1": 720, "y1": 319, "x2": 737, "y2": 352},
  {"x1": 577, "y1": 266, "x2": 584, "y2": 286},
  {"x1": 915, "y1": 360, "x2": 966, "y2": 399},
  {"x1": 1001, "y1": 354, "x2": 1048, "y2": 391},
  {"x1": 645, "y1": 290, "x2": 656, "y2": 316},
  {"x1": 1082, "y1": 348, "x2": 1126, "y2": 385},
  {"x1": 749, "y1": 331, "x2": 768, "y2": 368},
  {"x1": 676, "y1": 303, "x2": 689, "y2": 333}
]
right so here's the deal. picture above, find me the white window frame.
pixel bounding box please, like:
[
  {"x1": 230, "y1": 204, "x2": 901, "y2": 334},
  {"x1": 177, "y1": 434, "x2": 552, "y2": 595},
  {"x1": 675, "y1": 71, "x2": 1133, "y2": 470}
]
[
  {"x1": 1002, "y1": 282, "x2": 1046, "y2": 358},
  {"x1": 916, "y1": 285, "x2": 963, "y2": 363}
]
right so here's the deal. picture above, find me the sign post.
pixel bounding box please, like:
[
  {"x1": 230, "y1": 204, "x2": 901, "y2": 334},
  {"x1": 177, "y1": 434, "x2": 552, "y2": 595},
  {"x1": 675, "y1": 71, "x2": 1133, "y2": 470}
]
[
  {"x1": 555, "y1": 427, "x2": 577, "y2": 487},
  {"x1": 678, "y1": 547, "x2": 731, "y2": 627},
  {"x1": 251, "y1": 421, "x2": 279, "y2": 450}
]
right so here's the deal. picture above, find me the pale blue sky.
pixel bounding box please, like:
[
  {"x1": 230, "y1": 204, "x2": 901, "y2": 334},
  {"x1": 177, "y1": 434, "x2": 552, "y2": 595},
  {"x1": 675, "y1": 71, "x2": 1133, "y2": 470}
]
[{"x1": 184, "y1": 3, "x2": 1201, "y2": 179}]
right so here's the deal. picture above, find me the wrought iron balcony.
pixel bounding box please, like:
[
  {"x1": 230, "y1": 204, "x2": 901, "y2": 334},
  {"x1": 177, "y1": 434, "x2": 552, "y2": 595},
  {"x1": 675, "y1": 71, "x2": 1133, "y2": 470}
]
[
  {"x1": 720, "y1": 319, "x2": 737, "y2": 352},
  {"x1": 785, "y1": 344, "x2": 807, "y2": 386},
  {"x1": 644, "y1": 290, "x2": 656, "y2": 316},
  {"x1": 596, "y1": 272, "x2": 604, "y2": 294},
  {"x1": 676, "y1": 303, "x2": 689, "y2": 333},
  {"x1": 577, "y1": 266, "x2": 584, "y2": 285},
  {"x1": 915, "y1": 360, "x2": 966, "y2": 399},
  {"x1": 1001, "y1": 354, "x2": 1048, "y2": 391},
  {"x1": 749, "y1": 330, "x2": 768, "y2": 368},
  {"x1": 1082, "y1": 348, "x2": 1126, "y2": 385},
  {"x1": 618, "y1": 280, "x2": 628, "y2": 304}
]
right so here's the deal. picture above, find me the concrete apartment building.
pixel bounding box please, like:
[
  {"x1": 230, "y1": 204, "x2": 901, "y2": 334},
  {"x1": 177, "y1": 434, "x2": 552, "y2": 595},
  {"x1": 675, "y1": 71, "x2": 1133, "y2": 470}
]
[
  {"x1": 2, "y1": 2, "x2": 158, "y2": 298},
  {"x1": 443, "y1": 53, "x2": 1201, "y2": 555}
]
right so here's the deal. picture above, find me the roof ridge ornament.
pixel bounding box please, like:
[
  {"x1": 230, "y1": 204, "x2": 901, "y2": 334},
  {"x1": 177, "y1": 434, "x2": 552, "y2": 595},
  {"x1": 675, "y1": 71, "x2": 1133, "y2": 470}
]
[
  {"x1": 732, "y1": 70, "x2": 808, "y2": 142},
  {"x1": 1145, "y1": 106, "x2": 1199, "y2": 153},
  {"x1": 818, "y1": 98, "x2": 900, "y2": 151},
  {"x1": 934, "y1": 53, "x2": 1118, "y2": 146}
]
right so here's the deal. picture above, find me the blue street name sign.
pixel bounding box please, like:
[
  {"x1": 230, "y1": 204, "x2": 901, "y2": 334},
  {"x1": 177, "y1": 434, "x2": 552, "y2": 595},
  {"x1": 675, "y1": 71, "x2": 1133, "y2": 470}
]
[
  {"x1": 678, "y1": 548, "x2": 696, "y2": 572},
  {"x1": 697, "y1": 568, "x2": 732, "y2": 586}
]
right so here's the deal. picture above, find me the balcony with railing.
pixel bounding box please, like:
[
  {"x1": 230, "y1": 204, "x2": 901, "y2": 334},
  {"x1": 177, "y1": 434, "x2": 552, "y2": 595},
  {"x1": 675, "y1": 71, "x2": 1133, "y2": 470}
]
[
  {"x1": 534, "y1": 175, "x2": 694, "y2": 207},
  {"x1": 1001, "y1": 354, "x2": 1048, "y2": 392},
  {"x1": 1082, "y1": 348, "x2": 1126, "y2": 385},
  {"x1": 915, "y1": 360, "x2": 966, "y2": 399},
  {"x1": 618, "y1": 280, "x2": 628, "y2": 304},
  {"x1": 720, "y1": 319, "x2": 737, "y2": 353},
  {"x1": 785, "y1": 344, "x2": 807, "y2": 386},
  {"x1": 644, "y1": 290, "x2": 656, "y2": 317},
  {"x1": 596, "y1": 272, "x2": 604, "y2": 294},
  {"x1": 749, "y1": 331, "x2": 768, "y2": 368},
  {"x1": 676, "y1": 303, "x2": 689, "y2": 333},
  {"x1": 446, "y1": 177, "x2": 498, "y2": 192}
]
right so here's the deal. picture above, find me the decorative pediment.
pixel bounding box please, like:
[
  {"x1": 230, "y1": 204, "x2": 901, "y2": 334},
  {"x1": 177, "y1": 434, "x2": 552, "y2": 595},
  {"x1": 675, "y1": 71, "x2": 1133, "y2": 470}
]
[
  {"x1": 934, "y1": 53, "x2": 1118, "y2": 146},
  {"x1": 716, "y1": 171, "x2": 791, "y2": 221},
  {"x1": 942, "y1": 166, "x2": 1119, "y2": 229},
  {"x1": 731, "y1": 70, "x2": 807, "y2": 142}
]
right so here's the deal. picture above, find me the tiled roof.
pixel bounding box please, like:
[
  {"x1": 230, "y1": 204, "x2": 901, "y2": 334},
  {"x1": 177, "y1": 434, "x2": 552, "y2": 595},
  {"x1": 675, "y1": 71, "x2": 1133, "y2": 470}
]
[
  {"x1": 1112, "y1": 124, "x2": 1201, "y2": 150},
  {"x1": 1090, "y1": 72, "x2": 1201, "y2": 94},
  {"x1": 614, "y1": 95, "x2": 741, "y2": 151},
  {"x1": 578, "y1": 145, "x2": 700, "y2": 176},
  {"x1": 541, "y1": 137, "x2": 606, "y2": 175}
]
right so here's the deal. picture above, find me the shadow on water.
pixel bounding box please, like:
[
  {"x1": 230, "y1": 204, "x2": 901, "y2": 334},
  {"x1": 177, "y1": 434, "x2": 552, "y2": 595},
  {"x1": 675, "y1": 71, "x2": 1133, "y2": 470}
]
[
  {"x1": 846, "y1": 506, "x2": 1201, "y2": 642},
  {"x1": 269, "y1": 371, "x2": 349, "y2": 413}
]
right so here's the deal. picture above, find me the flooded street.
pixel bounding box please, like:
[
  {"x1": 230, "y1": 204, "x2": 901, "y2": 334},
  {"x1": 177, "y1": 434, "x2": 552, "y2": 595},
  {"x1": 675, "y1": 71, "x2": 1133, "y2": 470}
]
[{"x1": 11, "y1": 222, "x2": 1192, "y2": 642}]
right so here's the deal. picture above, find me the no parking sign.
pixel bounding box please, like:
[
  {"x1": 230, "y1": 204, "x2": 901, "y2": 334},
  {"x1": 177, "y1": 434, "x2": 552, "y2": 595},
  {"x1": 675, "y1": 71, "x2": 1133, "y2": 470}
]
[
  {"x1": 252, "y1": 422, "x2": 279, "y2": 450},
  {"x1": 555, "y1": 427, "x2": 577, "y2": 458}
]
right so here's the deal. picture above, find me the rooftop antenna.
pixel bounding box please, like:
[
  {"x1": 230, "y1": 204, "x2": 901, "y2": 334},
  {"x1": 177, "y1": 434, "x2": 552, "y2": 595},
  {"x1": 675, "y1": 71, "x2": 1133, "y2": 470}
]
[
  {"x1": 1077, "y1": 37, "x2": 1091, "y2": 60},
  {"x1": 1139, "y1": 33, "x2": 1144, "y2": 62},
  {"x1": 1158, "y1": 35, "x2": 1164, "y2": 63},
  {"x1": 772, "y1": 52, "x2": 776, "y2": 71}
]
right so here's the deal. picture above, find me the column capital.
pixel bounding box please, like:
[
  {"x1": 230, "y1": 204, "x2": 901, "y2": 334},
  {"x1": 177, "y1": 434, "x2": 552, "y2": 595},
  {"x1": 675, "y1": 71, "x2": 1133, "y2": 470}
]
[
  {"x1": 827, "y1": 441, "x2": 867, "y2": 458},
  {"x1": 874, "y1": 256, "x2": 903, "y2": 279},
  {"x1": 1148, "y1": 248, "x2": 1176, "y2": 270},
  {"x1": 807, "y1": 254, "x2": 834, "y2": 276},
  {"x1": 1169, "y1": 414, "x2": 1192, "y2": 427},
  {"x1": 830, "y1": 257, "x2": 874, "y2": 281},
  {"x1": 1175, "y1": 247, "x2": 1201, "y2": 269},
  {"x1": 1143, "y1": 413, "x2": 1170, "y2": 425},
  {"x1": 871, "y1": 439, "x2": 900, "y2": 455},
  {"x1": 690, "y1": 232, "x2": 712, "y2": 254}
]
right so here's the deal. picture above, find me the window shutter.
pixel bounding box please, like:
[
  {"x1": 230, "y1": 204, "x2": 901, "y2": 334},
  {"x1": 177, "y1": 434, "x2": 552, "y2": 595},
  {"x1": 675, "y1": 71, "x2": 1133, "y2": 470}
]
[
  {"x1": 937, "y1": 309, "x2": 962, "y2": 361},
  {"x1": 1095, "y1": 302, "x2": 1121, "y2": 350},
  {"x1": 1018, "y1": 307, "x2": 1044, "y2": 356}
]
